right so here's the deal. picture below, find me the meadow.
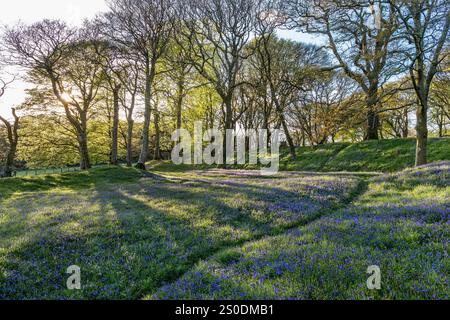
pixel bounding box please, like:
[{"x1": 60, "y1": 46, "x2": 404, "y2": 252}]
[
  {"x1": 154, "y1": 162, "x2": 450, "y2": 300},
  {"x1": 0, "y1": 0, "x2": 448, "y2": 303},
  {"x1": 0, "y1": 159, "x2": 448, "y2": 299},
  {"x1": 0, "y1": 167, "x2": 362, "y2": 299}
]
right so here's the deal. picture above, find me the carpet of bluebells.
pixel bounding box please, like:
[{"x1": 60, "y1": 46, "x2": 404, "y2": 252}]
[
  {"x1": 154, "y1": 162, "x2": 450, "y2": 300},
  {"x1": 0, "y1": 168, "x2": 360, "y2": 299}
]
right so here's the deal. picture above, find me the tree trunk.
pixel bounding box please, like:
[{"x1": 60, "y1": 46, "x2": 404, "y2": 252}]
[
  {"x1": 280, "y1": 115, "x2": 296, "y2": 159},
  {"x1": 125, "y1": 91, "x2": 136, "y2": 167},
  {"x1": 126, "y1": 118, "x2": 134, "y2": 167},
  {"x1": 78, "y1": 132, "x2": 91, "y2": 170},
  {"x1": 438, "y1": 112, "x2": 444, "y2": 138},
  {"x1": 403, "y1": 108, "x2": 409, "y2": 138},
  {"x1": 153, "y1": 100, "x2": 162, "y2": 161},
  {"x1": 272, "y1": 97, "x2": 296, "y2": 159},
  {"x1": 136, "y1": 60, "x2": 156, "y2": 170},
  {"x1": 366, "y1": 107, "x2": 380, "y2": 141},
  {"x1": 366, "y1": 83, "x2": 380, "y2": 140},
  {"x1": 78, "y1": 112, "x2": 91, "y2": 170},
  {"x1": 3, "y1": 144, "x2": 17, "y2": 177},
  {"x1": 366, "y1": 110, "x2": 380, "y2": 140},
  {"x1": 0, "y1": 109, "x2": 19, "y2": 178},
  {"x1": 262, "y1": 117, "x2": 271, "y2": 149},
  {"x1": 415, "y1": 100, "x2": 428, "y2": 166},
  {"x1": 222, "y1": 94, "x2": 234, "y2": 166},
  {"x1": 50, "y1": 76, "x2": 91, "y2": 171},
  {"x1": 173, "y1": 78, "x2": 185, "y2": 151},
  {"x1": 110, "y1": 85, "x2": 121, "y2": 166},
  {"x1": 175, "y1": 77, "x2": 185, "y2": 130}
]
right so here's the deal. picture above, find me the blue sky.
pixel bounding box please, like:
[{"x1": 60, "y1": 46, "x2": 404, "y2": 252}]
[{"x1": 0, "y1": 0, "x2": 322, "y2": 118}]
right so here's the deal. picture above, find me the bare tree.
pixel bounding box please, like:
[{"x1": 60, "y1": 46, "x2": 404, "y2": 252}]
[
  {"x1": 390, "y1": 0, "x2": 449, "y2": 165},
  {"x1": 254, "y1": 6, "x2": 294, "y2": 158},
  {"x1": 3, "y1": 20, "x2": 106, "y2": 170},
  {"x1": 177, "y1": 0, "x2": 259, "y2": 162},
  {"x1": 291, "y1": 72, "x2": 358, "y2": 145},
  {"x1": 92, "y1": 17, "x2": 143, "y2": 167},
  {"x1": 430, "y1": 63, "x2": 450, "y2": 137},
  {"x1": 0, "y1": 77, "x2": 19, "y2": 177},
  {"x1": 284, "y1": 0, "x2": 404, "y2": 140},
  {"x1": 105, "y1": 0, "x2": 173, "y2": 170},
  {"x1": 86, "y1": 24, "x2": 125, "y2": 166},
  {"x1": 120, "y1": 61, "x2": 141, "y2": 167},
  {"x1": 254, "y1": 2, "x2": 331, "y2": 157}
]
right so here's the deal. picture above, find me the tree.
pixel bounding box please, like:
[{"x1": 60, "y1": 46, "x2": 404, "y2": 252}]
[
  {"x1": 0, "y1": 77, "x2": 19, "y2": 177},
  {"x1": 290, "y1": 71, "x2": 358, "y2": 146},
  {"x1": 390, "y1": 0, "x2": 449, "y2": 164},
  {"x1": 253, "y1": 3, "x2": 332, "y2": 157},
  {"x1": 430, "y1": 64, "x2": 450, "y2": 137},
  {"x1": 92, "y1": 17, "x2": 144, "y2": 167},
  {"x1": 105, "y1": 0, "x2": 174, "y2": 170},
  {"x1": 86, "y1": 25, "x2": 124, "y2": 166},
  {"x1": 377, "y1": 79, "x2": 416, "y2": 139},
  {"x1": 284, "y1": 0, "x2": 404, "y2": 140},
  {"x1": 120, "y1": 61, "x2": 141, "y2": 167},
  {"x1": 4, "y1": 20, "x2": 106, "y2": 170},
  {"x1": 177, "y1": 0, "x2": 260, "y2": 162},
  {"x1": 162, "y1": 39, "x2": 209, "y2": 134}
]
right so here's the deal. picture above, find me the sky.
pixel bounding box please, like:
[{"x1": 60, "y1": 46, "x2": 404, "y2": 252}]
[
  {"x1": 0, "y1": 0, "x2": 321, "y2": 119},
  {"x1": 0, "y1": 0, "x2": 108, "y2": 119}
]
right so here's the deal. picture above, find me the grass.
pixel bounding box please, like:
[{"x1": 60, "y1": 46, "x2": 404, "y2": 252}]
[
  {"x1": 321, "y1": 138, "x2": 450, "y2": 172},
  {"x1": 0, "y1": 166, "x2": 143, "y2": 200},
  {"x1": 9, "y1": 138, "x2": 450, "y2": 177},
  {"x1": 280, "y1": 143, "x2": 350, "y2": 172},
  {"x1": 0, "y1": 141, "x2": 449, "y2": 300},
  {"x1": 153, "y1": 162, "x2": 449, "y2": 300},
  {"x1": 278, "y1": 138, "x2": 450, "y2": 173},
  {"x1": 150, "y1": 138, "x2": 450, "y2": 174},
  {"x1": 0, "y1": 167, "x2": 361, "y2": 299}
]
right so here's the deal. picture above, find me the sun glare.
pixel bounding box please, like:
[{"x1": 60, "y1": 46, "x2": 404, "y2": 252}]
[{"x1": 61, "y1": 92, "x2": 71, "y2": 102}]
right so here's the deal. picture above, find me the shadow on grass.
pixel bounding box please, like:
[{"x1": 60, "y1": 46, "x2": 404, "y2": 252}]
[
  {"x1": 0, "y1": 166, "x2": 143, "y2": 202},
  {"x1": 0, "y1": 167, "x2": 364, "y2": 299}
]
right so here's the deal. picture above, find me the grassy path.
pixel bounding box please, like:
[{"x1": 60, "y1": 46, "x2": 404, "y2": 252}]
[{"x1": 141, "y1": 172, "x2": 370, "y2": 298}]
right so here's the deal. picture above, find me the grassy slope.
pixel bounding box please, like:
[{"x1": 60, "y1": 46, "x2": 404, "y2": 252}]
[
  {"x1": 0, "y1": 166, "x2": 143, "y2": 200},
  {"x1": 1, "y1": 143, "x2": 448, "y2": 300},
  {"x1": 154, "y1": 162, "x2": 450, "y2": 300},
  {"x1": 281, "y1": 138, "x2": 450, "y2": 173},
  {"x1": 151, "y1": 138, "x2": 450, "y2": 173},
  {"x1": 280, "y1": 143, "x2": 350, "y2": 172},
  {"x1": 0, "y1": 167, "x2": 361, "y2": 299}
]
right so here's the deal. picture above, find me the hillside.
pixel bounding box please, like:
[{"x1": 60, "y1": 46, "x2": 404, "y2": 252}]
[{"x1": 281, "y1": 138, "x2": 450, "y2": 173}]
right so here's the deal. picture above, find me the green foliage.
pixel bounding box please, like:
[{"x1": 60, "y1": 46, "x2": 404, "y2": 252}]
[{"x1": 16, "y1": 115, "x2": 143, "y2": 169}]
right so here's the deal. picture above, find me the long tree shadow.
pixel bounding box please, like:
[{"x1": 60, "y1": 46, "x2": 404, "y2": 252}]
[
  {"x1": 102, "y1": 173, "x2": 364, "y2": 298},
  {"x1": 0, "y1": 166, "x2": 143, "y2": 202},
  {"x1": 0, "y1": 168, "x2": 365, "y2": 299}
]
